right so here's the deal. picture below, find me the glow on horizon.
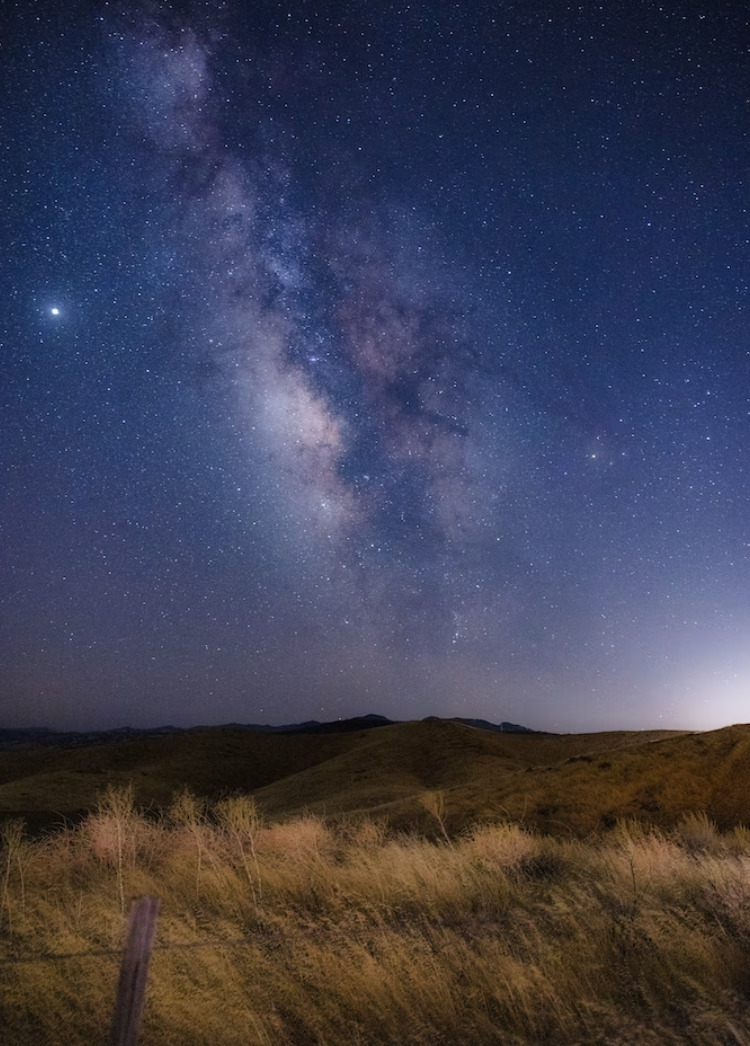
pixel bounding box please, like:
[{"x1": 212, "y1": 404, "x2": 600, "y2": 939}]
[{"x1": 675, "y1": 665, "x2": 750, "y2": 731}]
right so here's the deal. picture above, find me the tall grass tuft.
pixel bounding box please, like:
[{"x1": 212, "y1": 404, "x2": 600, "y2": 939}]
[
  {"x1": 1, "y1": 818, "x2": 27, "y2": 932},
  {"x1": 214, "y1": 794, "x2": 264, "y2": 920}
]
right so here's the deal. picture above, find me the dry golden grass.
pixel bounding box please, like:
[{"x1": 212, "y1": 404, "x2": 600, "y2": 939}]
[
  {"x1": 3, "y1": 787, "x2": 750, "y2": 1044},
  {"x1": 0, "y1": 727, "x2": 355, "y2": 826},
  {"x1": 9, "y1": 719, "x2": 750, "y2": 840}
]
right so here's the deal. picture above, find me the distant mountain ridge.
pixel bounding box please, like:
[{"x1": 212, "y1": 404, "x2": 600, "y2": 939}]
[
  {"x1": 425, "y1": 716, "x2": 536, "y2": 734},
  {"x1": 0, "y1": 713, "x2": 536, "y2": 751}
]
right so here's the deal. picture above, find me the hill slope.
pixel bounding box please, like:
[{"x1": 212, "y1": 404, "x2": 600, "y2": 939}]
[
  {"x1": 6, "y1": 717, "x2": 747, "y2": 835},
  {"x1": 251, "y1": 719, "x2": 747, "y2": 833},
  {"x1": 0, "y1": 727, "x2": 353, "y2": 828}
]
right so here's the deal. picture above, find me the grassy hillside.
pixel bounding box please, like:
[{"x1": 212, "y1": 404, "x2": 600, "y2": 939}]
[
  {"x1": 3, "y1": 719, "x2": 750, "y2": 836},
  {"x1": 0, "y1": 728, "x2": 354, "y2": 829},
  {"x1": 251, "y1": 720, "x2": 693, "y2": 831}
]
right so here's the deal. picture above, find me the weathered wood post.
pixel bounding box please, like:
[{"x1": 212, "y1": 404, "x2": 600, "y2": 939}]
[{"x1": 110, "y1": 895, "x2": 161, "y2": 1046}]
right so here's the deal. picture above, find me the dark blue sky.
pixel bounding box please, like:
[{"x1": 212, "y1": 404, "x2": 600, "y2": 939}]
[{"x1": 2, "y1": 0, "x2": 748, "y2": 732}]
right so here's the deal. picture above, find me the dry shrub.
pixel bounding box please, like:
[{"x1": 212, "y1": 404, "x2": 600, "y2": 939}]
[
  {"x1": 259, "y1": 814, "x2": 332, "y2": 859},
  {"x1": 168, "y1": 787, "x2": 208, "y2": 833},
  {"x1": 213, "y1": 795, "x2": 264, "y2": 918},
  {"x1": 464, "y1": 821, "x2": 540, "y2": 870},
  {"x1": 1, "y1": 818, "x2": 28, "y2": 932},
  {"x1": 674, "y1": 811, "x2": 723, "y2": 854},
  {"x1": 728, "y1": 824, "x2": 750, "y2": 853},
  {"x1": 84, "y1": 783, "x2": 140, "y2": 867},
  {"x1": 343, "y1": 816, "x2": 388, "y2": 851},
  {"x1": 607, "y1": 823, "x2": 690, "y2": 896}
]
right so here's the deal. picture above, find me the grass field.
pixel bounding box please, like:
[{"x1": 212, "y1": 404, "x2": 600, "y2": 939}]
[
  {"x1": 2, "y1": 788, "x2": 750, "y2": 1043},
  {"x1": 2, "y1": 721, "x2": 750, "y2": 1043}
]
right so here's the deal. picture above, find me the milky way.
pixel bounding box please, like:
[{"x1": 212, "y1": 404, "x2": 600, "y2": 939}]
[{"x1": 2, "y1": 0, "x2": 749, "y2": 731}]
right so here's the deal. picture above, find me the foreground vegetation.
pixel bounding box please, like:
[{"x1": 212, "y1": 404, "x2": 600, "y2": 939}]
[{"x1": 3, "y1": 787, "x2": 750, "y2": 1045}]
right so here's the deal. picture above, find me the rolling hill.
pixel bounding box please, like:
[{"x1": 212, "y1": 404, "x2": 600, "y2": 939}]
[{"x1": 3, "y1": 716, "x2": 748, "y2": 835}]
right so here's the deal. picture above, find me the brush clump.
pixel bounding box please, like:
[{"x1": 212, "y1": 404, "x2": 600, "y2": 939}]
[{"x1": 2, "y1": 791, "x2": 750, "y2": 1045}]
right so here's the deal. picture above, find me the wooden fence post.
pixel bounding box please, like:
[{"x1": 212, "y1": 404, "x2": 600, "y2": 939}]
[{"x1": 110, "y1": 895, "x2": 160, "y2": 1046}]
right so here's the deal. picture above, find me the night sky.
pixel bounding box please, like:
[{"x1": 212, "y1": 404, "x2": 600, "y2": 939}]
[{"x1": 2, "y1": 0, "x2": 749, "y2": 733}]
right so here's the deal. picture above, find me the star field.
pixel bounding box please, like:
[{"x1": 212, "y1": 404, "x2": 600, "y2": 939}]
[{"x1": 2, "y1": 0, "x2": 749, "y2": 732}]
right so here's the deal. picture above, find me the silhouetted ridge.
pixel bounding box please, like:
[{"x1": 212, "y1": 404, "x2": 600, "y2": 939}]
[
  {"x1": 0, "y1": 713, "x2": 532, "y2": 751},
  {"x1": 422, "y1": 716, "x2": 538, "y2": 733}
]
